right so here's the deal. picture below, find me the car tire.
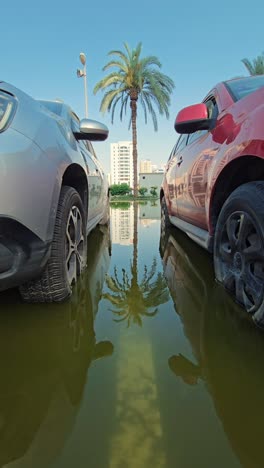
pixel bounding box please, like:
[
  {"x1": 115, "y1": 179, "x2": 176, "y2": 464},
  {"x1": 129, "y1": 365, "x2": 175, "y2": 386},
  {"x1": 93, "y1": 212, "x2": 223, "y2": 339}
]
[
  {"x1": 161, "y1": 196, "x2": 171, "y2": 230},
  {"x1": 99, "y1": 197, "x2": 110, "y2": 225},
  {"x1": 214, "y1": 181, "x2": 264, "y2": 327},
  {"x1": 19, "y1": 186, "x2": 87, "y2": 303}
]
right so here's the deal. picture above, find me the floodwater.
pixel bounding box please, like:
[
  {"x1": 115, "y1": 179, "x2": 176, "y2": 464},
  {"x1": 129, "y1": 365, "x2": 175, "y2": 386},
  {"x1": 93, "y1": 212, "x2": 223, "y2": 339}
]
[{"x1": 1, "y1": 200, "x2": 264, "y2": 468}]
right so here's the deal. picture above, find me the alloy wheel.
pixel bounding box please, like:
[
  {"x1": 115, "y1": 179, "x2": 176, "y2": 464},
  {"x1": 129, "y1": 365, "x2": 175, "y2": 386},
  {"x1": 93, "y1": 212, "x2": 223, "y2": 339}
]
[
  {"x1": 66, "y1": 205, "x2": 85, "y2": 286},
  {"x1": 217, "y1": 211, "x2": 264, "y2": 313}
]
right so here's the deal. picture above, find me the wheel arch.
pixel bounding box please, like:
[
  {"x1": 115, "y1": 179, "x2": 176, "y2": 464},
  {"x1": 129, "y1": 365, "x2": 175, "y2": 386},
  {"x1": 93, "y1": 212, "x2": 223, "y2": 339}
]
[
  {"x1": 160, "y1": 188, "x2": 165, "y2": 204},
  {"x1": 46, "y1": 163, "x2": 88, "y2": 242},
  {"x1": 209, "y1": 155, "x2": 264, "y2": 234},
  {"x1": 61, "y1": 164, "x2": 88, "y2": 214}
]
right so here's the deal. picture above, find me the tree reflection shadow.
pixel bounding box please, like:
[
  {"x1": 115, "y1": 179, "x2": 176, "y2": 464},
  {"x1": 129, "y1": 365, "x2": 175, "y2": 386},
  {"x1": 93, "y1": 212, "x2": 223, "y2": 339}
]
[
  {"x1": 103, "y1": 259, "x2": 169, "y2": 327},
  {"x1": 104, "y1": 202, "x2": 169, "y2": 327}
]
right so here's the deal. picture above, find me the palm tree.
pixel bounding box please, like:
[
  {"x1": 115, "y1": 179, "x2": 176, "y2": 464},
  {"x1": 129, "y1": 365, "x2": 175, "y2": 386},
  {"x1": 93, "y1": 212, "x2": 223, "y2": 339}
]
[
  {"x1": 241, "y1": 52, "x2": 264, "y2": 75},
  {"x1": 94, "y1": 42, "x2": 174, "y2": 197},
  {"x1": 102, "y1": 203, "x2": 170, "y2": 327},
  {"x1": 103, "y1": 257, "x2": 169, "y2": 327}
]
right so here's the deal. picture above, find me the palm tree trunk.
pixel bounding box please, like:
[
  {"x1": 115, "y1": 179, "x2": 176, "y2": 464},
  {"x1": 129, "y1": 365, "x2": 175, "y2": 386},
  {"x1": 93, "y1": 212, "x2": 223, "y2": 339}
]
[
  {"x1": 130, "y1": 96, "x2": 138, "y2": 198},
  {"x1": 133, "y1": 201, "x2": 138, "y2": 274},
  {"x1": 131, "y1": 201, "x2": 138, "y2": 300}
]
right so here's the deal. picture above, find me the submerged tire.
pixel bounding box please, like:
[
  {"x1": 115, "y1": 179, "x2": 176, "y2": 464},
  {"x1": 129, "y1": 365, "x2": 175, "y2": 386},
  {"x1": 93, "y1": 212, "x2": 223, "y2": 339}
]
[
  {"x1": 161, "y1": 196, "x2": 171, "y2": 230},
  {"x1": 99, "y1": 197, "x2": 110, "y2": 225},
  {"x1": 19, "y1": 186, "x2": 87, "y2": 303},
  {"x1": 214, "y1": 182, "x2": 264, "y2": 327}
]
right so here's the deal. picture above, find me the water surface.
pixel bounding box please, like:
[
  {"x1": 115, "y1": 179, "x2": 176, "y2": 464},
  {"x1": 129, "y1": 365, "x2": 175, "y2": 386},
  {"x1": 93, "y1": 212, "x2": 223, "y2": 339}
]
[{"x1": 0, "y1": 201, "x2": 263, "y2": 468}]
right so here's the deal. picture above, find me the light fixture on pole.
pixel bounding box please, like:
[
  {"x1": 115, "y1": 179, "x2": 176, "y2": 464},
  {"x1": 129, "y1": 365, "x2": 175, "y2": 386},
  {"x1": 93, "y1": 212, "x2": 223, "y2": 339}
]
[{"x1": 77, "y1": 52, "x2": 88, "y2": 118}]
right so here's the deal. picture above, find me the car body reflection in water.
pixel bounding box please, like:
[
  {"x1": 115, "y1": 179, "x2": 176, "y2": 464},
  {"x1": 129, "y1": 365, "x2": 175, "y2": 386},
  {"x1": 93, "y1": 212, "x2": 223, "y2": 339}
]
[
  {"x1": 160, "y1": 223, "x2": 264, "y2": 468},
  {"x1": 0, "y1": 225, "x2": 113, "y2": 468}
]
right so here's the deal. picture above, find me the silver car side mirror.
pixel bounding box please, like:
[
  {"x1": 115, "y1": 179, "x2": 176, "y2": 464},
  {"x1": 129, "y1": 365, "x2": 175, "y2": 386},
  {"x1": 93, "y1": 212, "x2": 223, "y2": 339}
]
[{"x1": 74, "y1": 119, "x2": 109, "y2": 141}]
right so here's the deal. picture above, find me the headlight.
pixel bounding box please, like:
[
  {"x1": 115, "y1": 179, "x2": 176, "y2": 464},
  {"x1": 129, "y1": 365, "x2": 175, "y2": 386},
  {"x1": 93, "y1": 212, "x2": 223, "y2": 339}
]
[{"x1": 0, "y1": 91, "x2": 17, "y2": 132}]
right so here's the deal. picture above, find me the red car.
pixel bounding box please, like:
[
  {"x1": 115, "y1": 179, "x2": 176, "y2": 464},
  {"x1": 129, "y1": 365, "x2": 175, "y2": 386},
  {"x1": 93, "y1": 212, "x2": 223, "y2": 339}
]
[{"x1": 161, "y1": 75, "x2": 264, "y2": 327}]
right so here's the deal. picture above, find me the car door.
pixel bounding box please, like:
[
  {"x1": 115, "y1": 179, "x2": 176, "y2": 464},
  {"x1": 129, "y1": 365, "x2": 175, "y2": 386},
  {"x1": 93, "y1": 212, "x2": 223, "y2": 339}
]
[
  {"x1": 164, "y1": 134, "x2": 189, "y2": 217},
  {"x1": 81, "y1": 140, "x2": 103, "y2": 221},
  {"x1": 175, "y1": 97, "x2": 220, "y2": 230},
  {"x1": 70, "y1": 112, "x2": 103, "y2": 222}
]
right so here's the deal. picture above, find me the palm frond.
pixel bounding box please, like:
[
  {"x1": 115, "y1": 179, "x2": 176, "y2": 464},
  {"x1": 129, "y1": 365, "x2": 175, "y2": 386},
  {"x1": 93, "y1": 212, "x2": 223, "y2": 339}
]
[
  {"x1": 100, "y1": 87, "x2": 126, "y2": 114},
  {"x1": 93, "y1": 72, "x2": 124, "y2": 93},
  {"x1": 242, "y1": 53, "x2": 264, "y2": 75},
  {"x1": 103, "y1": 60, "x2": 128, "y2": 73},
  {"x1": 108, "y1": 49, "x2": 130, "y2": 67}
]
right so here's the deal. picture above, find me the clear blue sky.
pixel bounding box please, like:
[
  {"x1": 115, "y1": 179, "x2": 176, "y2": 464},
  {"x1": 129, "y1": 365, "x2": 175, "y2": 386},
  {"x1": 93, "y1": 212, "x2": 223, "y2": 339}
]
[{"x1": 2, "y1": 0, "x2": 263, "y2": 172}]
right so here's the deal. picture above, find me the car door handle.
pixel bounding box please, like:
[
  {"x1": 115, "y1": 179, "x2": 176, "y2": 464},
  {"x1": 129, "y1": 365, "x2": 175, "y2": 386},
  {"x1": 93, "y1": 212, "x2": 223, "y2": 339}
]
[{"x1": 177, "y1": 156, "x2": 183, "y2": 166}]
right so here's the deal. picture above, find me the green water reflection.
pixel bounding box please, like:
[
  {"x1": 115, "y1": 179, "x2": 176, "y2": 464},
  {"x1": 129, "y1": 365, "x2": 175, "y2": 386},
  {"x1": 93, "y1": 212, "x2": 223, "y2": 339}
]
[
  {"x1": 103, "y1": 202, "x2": 169, "y2": 327},
  {"x1": 0, "y1": 225, "x2": 113, "y2": 467},
  {"x1": 0, "y1": 202, "x2": 264, "y2": 467},
  {"x1": 160, "y1": 222, "x2": 264, "y2": 468}
]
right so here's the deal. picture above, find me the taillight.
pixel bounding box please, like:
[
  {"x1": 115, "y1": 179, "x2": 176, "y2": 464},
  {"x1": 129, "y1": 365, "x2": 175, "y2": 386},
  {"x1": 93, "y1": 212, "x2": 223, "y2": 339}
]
[{"x1": 0, "y1": 91, "x2": 17, "y2": 132}]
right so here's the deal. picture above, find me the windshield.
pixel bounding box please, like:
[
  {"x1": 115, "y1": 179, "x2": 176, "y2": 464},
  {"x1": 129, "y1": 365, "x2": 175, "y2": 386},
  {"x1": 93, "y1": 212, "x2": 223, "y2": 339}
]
[
  {"x1": 39, "y1": 100, "x2": 63, "y2": 116},
  {"x1": 225, "y1": 75, "x2": 264, "y2": 101}
]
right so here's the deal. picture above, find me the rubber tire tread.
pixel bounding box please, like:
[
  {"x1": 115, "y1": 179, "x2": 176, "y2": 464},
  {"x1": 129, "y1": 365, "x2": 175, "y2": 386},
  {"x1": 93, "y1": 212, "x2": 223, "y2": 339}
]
[
  {"x1": 99, "y1": 198, "x2": 110, "y2": 225},
  {"x1": 161, "y1": 196, "x2": 171, "y2": 229},
  {"x1": 214, "y1": 181, "x2": 264, "y2": 326},
  {"x1": 19, "y1": 186, "x2": 86, "y2": 303}
]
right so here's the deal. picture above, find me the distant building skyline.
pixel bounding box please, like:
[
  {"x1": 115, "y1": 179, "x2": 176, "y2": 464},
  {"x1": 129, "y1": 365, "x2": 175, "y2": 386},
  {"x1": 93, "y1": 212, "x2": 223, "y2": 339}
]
[
  {"x1": 140, "y1": 159, "x2": 152, "y2": 174},
  {"x1": 110, "y1": 141, "x2": 133, "y2": 187},
  {"x1": 109, "y1": 142, "x2": 165, "y2": 187}
]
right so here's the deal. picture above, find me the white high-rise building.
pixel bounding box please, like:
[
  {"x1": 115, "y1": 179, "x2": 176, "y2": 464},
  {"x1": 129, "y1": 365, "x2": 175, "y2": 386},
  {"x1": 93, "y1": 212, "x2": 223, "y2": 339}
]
[
  {"x1": 110, "y1": 141, "x2": 133, "y2": 187},
  {"x1": 110, "y1": 205, "x2": 134, "y2": 245}
]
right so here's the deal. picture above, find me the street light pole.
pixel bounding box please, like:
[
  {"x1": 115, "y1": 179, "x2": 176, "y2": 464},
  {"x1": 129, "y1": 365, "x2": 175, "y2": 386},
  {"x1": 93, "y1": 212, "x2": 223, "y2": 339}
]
[{"x1": 77, "y1": 52, "x2": 88, "y2": 118}]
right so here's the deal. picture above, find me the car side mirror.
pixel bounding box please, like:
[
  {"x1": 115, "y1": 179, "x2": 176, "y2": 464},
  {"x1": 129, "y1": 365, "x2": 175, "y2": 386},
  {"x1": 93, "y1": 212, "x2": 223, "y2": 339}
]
[
  {"x1": 74, "y1": 119, "x2": 109, "y2": 141},
  {"x1": 174, "y1": 103, "x2": 213, "y2": 134}
]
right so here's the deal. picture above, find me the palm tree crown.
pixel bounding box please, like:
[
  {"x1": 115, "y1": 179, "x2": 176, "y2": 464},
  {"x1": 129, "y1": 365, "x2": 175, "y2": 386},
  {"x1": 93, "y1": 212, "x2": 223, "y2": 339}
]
[
  {"x1": 103, "y1": 258, "x2": 169, "y2": 327},
  {"x1": 94, "y1": 42, "x2": 174, "y2": 197},
  {"x1": 241, "y1": 52, "x2": 264, "y2": 75}
]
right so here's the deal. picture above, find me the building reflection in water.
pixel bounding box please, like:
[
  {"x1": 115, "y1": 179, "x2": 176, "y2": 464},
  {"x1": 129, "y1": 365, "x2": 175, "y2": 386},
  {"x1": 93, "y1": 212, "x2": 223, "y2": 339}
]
[
  {"x1": 0, "y1": 225, "x2": 113, "y2": 468},
  {"x1": 138, "y1": 200, "x2": 160, "y2": 228},
  {"x1": 160, "y1": 222, "x2": 264, "y2": 468},
  {"x1": 105, "y1": 202, "x2": 169, "y2": 327},
  {"x1": 107, "y1": 201, "x2": 169, "y2": 467},
  {"x1": 110, "y1": 202, "x2": 134, "y2": 246}
]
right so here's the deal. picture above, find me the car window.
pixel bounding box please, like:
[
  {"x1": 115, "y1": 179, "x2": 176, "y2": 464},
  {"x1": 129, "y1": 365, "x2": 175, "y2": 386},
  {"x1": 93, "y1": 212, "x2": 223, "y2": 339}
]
[
  {"x1": 225, "y1": 75, "x2": 264, "y2": 101},
  {"x1": 187, "y1": 98, "x2": 219, "y2": 146},
  {"x1": 174, "y1": 134, "x2": 189, "y2": 154},
  {"x1": 83, "y1": 140, "x2": 97, "y2": 158},
  {"x1": 167, "y1": 134, "x2": 188, "y2": 163},
  {"x1": 187, "y1": 129, "x2": 207, "y2": 145},
  {"x1": 167, "y1": 143, "x2": 177, "y2": 161},
  {"x1": 69, "y1": 111, "x2": 97, "y2": 158},
  {"x1": 205, "y1": 98, "x2": 218, "y2": 120},
  {"x1": 70, "y1": 111, "x2": 80, "y2": 133}
]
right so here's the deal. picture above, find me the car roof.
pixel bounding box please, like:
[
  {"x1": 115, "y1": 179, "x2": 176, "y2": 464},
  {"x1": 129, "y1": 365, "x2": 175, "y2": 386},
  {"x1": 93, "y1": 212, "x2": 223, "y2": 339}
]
[{"x1": 224, "y1": 74, "x2": 264, "y2": 84}]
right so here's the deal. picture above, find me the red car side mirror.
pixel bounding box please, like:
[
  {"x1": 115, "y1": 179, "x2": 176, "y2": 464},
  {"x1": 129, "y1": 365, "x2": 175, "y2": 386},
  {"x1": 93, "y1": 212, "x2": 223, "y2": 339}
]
[{"x1": 175, "y1": 103, "x2": 212, "y2": 134}]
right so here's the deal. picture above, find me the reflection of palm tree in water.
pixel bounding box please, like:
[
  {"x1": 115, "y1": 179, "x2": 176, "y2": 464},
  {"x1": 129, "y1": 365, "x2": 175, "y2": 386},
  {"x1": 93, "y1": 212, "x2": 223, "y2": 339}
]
[{"x1": 103, "y1": 202, "x2": 169, "y2": 327}]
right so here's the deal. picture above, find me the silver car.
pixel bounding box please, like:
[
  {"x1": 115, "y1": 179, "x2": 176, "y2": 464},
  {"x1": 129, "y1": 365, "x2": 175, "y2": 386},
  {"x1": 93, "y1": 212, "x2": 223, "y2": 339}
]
[{"x1": 0, "y1": 81, "x2": 109, "y2": 302}]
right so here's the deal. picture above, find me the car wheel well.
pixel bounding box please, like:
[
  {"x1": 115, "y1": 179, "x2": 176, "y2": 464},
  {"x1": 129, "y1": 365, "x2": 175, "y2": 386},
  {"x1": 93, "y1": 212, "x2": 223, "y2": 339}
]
[
  {"x1": 210, "y1": 156, "x2": 264, "y2": 232},
  {"x1": 62, "y1": 164, "x2": 88, "y2": 213}
]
